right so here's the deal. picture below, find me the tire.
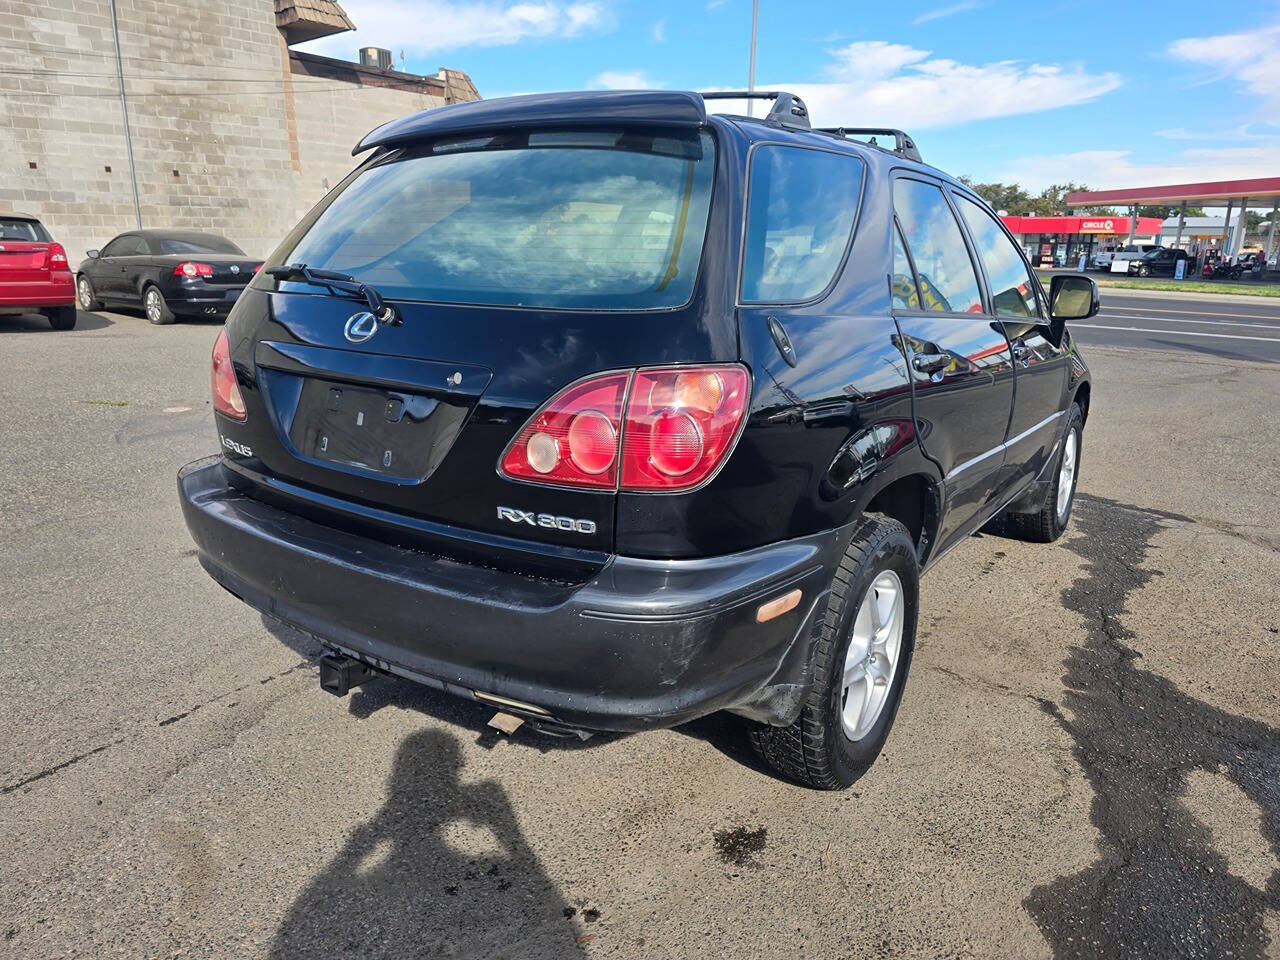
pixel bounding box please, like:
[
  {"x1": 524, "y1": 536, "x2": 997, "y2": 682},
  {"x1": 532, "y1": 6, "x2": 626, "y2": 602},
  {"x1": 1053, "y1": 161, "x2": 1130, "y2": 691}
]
[
  {"x1": 143, "y1": 284, "x2": 176, "y2": 325},
  {"x1": 1004, "y1": 403, "x2": 1083, "y2": 543},
  {"x1": 749, "y1": 515, "x2": 919, "y2": 790},
  {"x1": 44, "y1": 306, "x2": 77, "y2": 330},
  {"x1": 76, "y1": 275, "x2": 101, "y2": 311},
  {"x1": 1138, "y1": 265, "x2": 1150, "y2": 277}
]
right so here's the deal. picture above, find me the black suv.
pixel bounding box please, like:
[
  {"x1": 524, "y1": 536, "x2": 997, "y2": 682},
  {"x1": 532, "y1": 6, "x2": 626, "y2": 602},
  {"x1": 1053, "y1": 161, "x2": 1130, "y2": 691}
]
[
  {"x1": 1127, "y1": 246, "x2": 1190, "y2": 277},
  {"x1": 179, "y1": 91, "x2": 1095, "y2": 789}
]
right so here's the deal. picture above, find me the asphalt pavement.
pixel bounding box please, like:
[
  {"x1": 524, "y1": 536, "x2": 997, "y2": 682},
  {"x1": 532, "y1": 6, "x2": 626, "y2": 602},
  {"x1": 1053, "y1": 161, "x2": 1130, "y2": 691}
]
[
  {"x1": 1, "y1": 305, "x2": 1277, "y2": 959},
  {"x1": 1070, "y1": 288, "x2": 1280, "y2": 364}
]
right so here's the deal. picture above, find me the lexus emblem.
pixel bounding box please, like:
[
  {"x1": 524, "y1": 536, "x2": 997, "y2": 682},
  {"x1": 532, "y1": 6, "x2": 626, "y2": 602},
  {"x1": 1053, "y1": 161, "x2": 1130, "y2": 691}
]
[
  {"x1": 344, "y1": 311, "x2": 378, "y2": 343},
  {"x1": 230, "y1": 264, "x2": 240, "y2": 274}
]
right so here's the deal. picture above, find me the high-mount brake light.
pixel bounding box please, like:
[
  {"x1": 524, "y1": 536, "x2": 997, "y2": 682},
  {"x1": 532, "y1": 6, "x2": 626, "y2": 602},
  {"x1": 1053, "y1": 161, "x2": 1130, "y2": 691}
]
[
  {"x1": 211, "y1": 328, "x2": 246, "y2": 421},
  {"x1": 48, "y1": 242, "x2": 69, "y2": 271},
  {"x1": 499, "y1": 365, "x2": 750, "y2": 493},
  {"x1": 175, "y1": 262, "x2": 214, "y2": 278}
]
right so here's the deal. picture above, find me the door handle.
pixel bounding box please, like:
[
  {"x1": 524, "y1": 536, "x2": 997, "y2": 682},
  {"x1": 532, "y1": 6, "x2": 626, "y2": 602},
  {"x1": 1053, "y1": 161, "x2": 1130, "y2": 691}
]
[{"x1": 911, "y1": 352, "x2": 951, "y2": 375}]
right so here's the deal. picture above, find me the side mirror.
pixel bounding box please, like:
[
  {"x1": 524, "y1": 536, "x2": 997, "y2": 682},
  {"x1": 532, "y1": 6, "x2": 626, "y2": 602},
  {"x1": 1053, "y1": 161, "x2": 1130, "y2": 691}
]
[
  {"x1": 85, "y1": 249, "x2": 99, "y2": 259},
  {"x1": 1047, "y1": 274, "x2": 1098, "y2": 346}
]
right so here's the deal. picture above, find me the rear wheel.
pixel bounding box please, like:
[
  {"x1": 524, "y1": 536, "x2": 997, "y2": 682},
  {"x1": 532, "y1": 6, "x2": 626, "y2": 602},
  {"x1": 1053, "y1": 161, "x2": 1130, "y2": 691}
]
[
  {"x1": 144, "y1": 284, "x2": 176, "y2": 325},
  {"x1": 749, "y1": 516, "x2": 919, "y2": 789},
  {"x1": 77, "y1": 275, "x2": 101, "y2": 311},
  {"x1": 1003, "y1": 403, "x2": 1083, "y2": 543},
  {"x1": 44, "y1": 306, "x2": 77, "y2": 330},
  {"x1": 1138, "y1": 264, "x2": 1151, "y2": 277}
]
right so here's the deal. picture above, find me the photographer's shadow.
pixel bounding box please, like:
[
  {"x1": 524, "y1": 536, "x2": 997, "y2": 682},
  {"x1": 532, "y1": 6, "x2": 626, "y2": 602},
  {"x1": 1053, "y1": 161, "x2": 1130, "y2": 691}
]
[{"x1": 271, "y1": 726, "x2": 581, "y2": 959}]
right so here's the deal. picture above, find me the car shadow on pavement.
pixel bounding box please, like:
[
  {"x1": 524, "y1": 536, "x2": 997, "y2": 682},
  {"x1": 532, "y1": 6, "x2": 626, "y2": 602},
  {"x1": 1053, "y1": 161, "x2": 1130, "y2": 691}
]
[
  {"x1": 1023, "y1": 495, "x2": 1280, "y2": 959},
  {"x1": 0, "y1": 310, "x2": 114, "y2": 332},
  {"x1": 270, "y1": 725, "x2": 583, "y2": 959}
]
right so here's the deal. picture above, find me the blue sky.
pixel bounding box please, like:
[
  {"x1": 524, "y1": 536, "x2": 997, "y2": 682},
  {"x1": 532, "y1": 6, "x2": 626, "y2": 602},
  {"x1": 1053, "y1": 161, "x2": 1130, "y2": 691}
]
[{"x1": 301, "y1": 0, "x2": 1280, "y2": 193}]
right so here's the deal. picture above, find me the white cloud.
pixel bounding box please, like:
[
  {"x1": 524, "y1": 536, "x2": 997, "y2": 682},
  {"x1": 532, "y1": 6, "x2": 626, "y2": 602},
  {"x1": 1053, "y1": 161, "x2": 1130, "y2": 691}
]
[
  {"x1": 652, "y1": 17, "x2": 666, "y2": 42},
  {"x1": 1154, "y1": 124, "x2": 1280, "y2": 141},
  {"x1": 912, "y1": 1, "x2": 984, "y2": 26},
  {"x1": 706, "y1": 0, "x2": 727, "y2": 9},
  {"x1": 1166, "y1": 24, "x2": 1280, "y2": 101},
  {"x1": 592, "y1": 70, "x2": 657, "y2": 89},
  {"x1": 297, "y1": 0, "x2": 615, "y2": 57},
  {"x1": 994, "y1": 144, "x2": 1280, "y2": 193},
  {"x1": 705, "y1": 41, "x2": 1121, "y2": 130}
]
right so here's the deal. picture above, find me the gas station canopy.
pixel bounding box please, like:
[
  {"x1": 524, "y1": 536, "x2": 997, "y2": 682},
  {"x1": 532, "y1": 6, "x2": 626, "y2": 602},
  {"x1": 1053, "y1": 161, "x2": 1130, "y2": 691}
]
[{"x1": 1066, "y1": 177, "x2": 1280, "y2": 208}]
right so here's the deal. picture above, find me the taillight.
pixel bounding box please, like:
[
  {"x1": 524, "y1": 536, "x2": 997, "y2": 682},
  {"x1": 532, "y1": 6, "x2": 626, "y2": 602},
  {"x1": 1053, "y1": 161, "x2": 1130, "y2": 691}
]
[
  {"x1": 48, "y1": 242, "x2": 69, "y2": 271},
  {"x1": 498, "y1": 365, "x2": 750, "y2": 493},
  {"x1": 621, "y1": 367, "x2": 750, "y2": 490},
  {"x1": 211, "y1": 328, "x2": 246, "y2": 421},
  {"x1": 499, "y1": 372, "x2": 628, "y2": 489},
  {"x1": 175, "y1": 262, "x2": 214, "y2": 278},
  {"x1": 252, "y1": 263, "x2": 262, "y2": 273}
]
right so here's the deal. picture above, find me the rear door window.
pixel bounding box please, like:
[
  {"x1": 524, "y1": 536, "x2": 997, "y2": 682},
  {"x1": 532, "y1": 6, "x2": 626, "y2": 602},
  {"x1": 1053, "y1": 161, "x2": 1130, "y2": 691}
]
[
  {"x1": 267, "y1": 128, "x2": 716, "y2": 311},
  {"x1": 955, "y1": 195, "x2": 1039, "y2": 318},
  {"x1": 891, "y1": 225, "x2": 920, "y2": 310},
  {"x1": 741, "y1": 145, "x2": 863, "y2": 303},
  {"x1": 893, "y1": 179, "x2": 982, "y2": 314}
]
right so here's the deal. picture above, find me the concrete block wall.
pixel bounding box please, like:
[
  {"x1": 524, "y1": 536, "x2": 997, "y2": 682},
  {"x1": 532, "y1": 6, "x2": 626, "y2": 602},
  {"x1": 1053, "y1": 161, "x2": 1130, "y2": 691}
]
[{"x1": 0, "y1": 0, "x2": 461, "y2": 264}]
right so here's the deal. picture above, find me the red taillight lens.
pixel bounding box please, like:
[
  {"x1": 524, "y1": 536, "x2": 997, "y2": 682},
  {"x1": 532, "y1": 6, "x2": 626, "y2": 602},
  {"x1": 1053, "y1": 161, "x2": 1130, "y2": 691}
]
[
  {"x1": 211, "y1": 328, "x2": 246, "y2": 421},
  {"x1": 621, "y1": 366, "x2": 749, "y2": 490},
  {"x1": 499, "y1": 365, "x2": 750, "y2": 493},
  {"x1": 499, "y1": 373, "x2": 629, "y2": 489},
  {"x1": 252, "y1": 263, "x2": 262, "y2": 273},
  {"x1": 48, "y1": 242, "x2": 70, "y2": 271},
  {"x1": 175, "y1": 261, "x2": 213, "y2": 277}
]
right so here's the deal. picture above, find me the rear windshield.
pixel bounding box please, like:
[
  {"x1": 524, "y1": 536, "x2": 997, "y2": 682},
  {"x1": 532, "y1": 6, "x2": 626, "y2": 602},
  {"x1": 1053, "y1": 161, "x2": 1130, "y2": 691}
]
[
  {"x1": 262, "y1": 129, "x2": 716, "y2": 310},
  {"x1": 0, "y1": 218, "x2": 48, "y2": 242},
  {"x1": 159, "y1": 236, "x2": 243, "y2": 255}
]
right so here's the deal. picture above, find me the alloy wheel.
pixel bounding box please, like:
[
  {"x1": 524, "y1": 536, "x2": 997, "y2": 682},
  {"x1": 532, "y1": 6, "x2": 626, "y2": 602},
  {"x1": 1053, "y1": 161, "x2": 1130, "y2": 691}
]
[
  {"x1": 1056, "y1": 430, "x2": 1077, "y2": 521},
  {"x1": 840, "y1": 570, "x2": 904, "y2": 741},
  {"x1": 145, "y1": 289, "x2": 162, "y2": 323},
  {"x1": 78, "y1": 277, "x2": 92, "y2": 309}
]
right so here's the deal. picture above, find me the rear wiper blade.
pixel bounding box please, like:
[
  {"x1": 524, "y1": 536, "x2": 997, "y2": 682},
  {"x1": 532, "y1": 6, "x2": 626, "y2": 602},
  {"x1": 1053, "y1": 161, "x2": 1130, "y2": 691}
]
[{"x1": 265, "y1": 263, "x2": 400, "y2": 326}]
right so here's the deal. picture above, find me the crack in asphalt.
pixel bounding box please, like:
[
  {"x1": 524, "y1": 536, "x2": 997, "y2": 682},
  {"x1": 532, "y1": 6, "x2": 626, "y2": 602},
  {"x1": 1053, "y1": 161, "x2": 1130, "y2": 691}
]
[
  {"x1": 1025, "y1": 494, "x2": 1280, "y2": 959},
  {"x1": 0, "y1": 660, "x2": 314, "y2": 798}
]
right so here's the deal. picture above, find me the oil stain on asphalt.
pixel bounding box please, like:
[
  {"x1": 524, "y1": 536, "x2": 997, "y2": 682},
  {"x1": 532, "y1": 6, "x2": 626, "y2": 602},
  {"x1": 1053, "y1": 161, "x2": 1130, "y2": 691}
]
[
  {"x1": 1025, "y1": 495, "x2": 1280, "y2": 959},
  {"x1": 714, "y1": 825, "x2": 768, "y2": 868}
]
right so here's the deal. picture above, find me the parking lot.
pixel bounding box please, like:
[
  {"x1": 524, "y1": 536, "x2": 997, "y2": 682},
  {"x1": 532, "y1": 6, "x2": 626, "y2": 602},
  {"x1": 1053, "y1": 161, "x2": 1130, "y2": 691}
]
[{"x1": 1, "y1": 301, "x2": 1277, "y2": 959}]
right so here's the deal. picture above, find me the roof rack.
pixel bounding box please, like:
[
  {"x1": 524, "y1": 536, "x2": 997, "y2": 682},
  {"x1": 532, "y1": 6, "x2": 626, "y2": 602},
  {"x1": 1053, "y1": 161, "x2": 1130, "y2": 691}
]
[
  {"x1": 701, "y1": 90, "x2": 810, "y2": 131},
  {"x1": 815, "y1": 127, "x2": 922, "y2": 163}
]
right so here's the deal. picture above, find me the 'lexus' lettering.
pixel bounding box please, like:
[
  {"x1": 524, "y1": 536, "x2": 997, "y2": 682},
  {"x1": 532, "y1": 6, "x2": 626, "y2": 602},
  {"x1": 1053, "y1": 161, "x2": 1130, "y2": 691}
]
[{"x1": 497, "y1": 506, "x2": 596, "y2": 535}]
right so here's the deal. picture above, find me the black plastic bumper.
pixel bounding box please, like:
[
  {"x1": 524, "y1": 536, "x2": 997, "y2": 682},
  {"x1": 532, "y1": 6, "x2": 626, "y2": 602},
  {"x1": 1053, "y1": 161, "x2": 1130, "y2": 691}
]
[{"x1": 178, "y1": 457, "x2": 839, "y2": 731}]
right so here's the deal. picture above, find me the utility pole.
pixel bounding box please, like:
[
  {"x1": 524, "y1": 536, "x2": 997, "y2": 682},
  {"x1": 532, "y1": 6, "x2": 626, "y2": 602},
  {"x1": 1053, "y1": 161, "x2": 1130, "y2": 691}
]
[
  {"x1": 108, "y1": 0, "x2": 142, "y2": 229},
  {"x1": 746, "y1": 0, "x2": 758, "y2": 117}
]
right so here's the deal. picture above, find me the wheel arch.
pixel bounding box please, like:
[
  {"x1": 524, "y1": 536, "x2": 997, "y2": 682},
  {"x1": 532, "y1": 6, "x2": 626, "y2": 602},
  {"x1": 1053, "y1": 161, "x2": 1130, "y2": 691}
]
[
  {"x1": 1073, "y1": 380, "x2": 1091, "y2": 424},
  {"x1": 863, "y1": 470, "x2": 941, "y2": 563}
]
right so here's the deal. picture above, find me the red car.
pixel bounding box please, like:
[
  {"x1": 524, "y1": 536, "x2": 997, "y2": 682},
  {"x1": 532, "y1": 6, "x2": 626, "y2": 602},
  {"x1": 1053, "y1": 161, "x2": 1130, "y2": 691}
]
[{"x1": 0, "y1": 211, "x2": 76, "y2": 329}]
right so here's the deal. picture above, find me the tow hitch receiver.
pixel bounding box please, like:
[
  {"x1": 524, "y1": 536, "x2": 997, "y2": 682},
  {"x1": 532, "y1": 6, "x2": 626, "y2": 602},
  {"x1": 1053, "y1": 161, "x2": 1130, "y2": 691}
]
[{"x1": 319, "y1": 653, "x2": 373, "y2": 697}]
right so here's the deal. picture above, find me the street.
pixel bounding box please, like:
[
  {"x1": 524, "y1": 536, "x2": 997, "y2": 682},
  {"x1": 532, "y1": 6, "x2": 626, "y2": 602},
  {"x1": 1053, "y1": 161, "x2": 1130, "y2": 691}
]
[
  {"x1": 1, "y1": 304, "x2": 1278, "y2": 959},
  {"x1": 1067, "y1": 287, "x2": 1280, "y2": 364}
]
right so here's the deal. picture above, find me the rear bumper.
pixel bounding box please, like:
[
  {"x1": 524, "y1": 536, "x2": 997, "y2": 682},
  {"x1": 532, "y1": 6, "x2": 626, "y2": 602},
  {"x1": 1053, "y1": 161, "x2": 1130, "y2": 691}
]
[
  {"x1": 164, "y1": 281, "x2": 247, "y2": 317},
  {"x1": 0, "y1": 276, "x2": 74, "y2": 309},
  {"x1": 178, "y1": 457, "x2": 838, "y2": 731}
]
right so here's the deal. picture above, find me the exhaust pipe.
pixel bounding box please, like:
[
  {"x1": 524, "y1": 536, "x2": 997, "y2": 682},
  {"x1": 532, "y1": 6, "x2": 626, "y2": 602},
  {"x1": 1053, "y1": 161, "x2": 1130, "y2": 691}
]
[{"x1": 319, "y1": 652, "x2": 373, "y2": 697}]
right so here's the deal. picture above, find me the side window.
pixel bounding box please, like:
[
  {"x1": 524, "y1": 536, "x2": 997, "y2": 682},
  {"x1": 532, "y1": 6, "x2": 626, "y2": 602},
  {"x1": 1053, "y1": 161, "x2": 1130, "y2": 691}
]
[
  {"x1": 741, "y1": 146, "x2": 864, "y2": 303},
  {"x1": 891, "y1": 224, "x2": 920, "y2": 310},
  {"x1": 99, "y1": 236, "x2": 130, "y2": 258},
  {"x1": 955, "y1": 195, "x2": 1039, "y2": 318},
  {"x1": 892, "y1": 179, "x2": 982, "y2": 314}
]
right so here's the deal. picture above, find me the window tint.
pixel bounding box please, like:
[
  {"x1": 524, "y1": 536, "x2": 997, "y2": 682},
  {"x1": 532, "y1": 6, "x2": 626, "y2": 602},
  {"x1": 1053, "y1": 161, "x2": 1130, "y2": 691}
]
[
  {"x1": 270, "y1": 129, "x2": 715, "y2": 310},
  {"x1": 0, "y1": 218, "x2": 44, "y2": 241},
  {"x1": 891, "y1": 224, "x2": 920, "y2": 310},
  {"x1": 893, "y1": 179, "x2": 981, "y2": 314},
  {"x1": 741, "y1": 146, "x2": 863, "y2": 303},
  {"x1": 159, "y1": 236, "x2": 243, "y2": 255},
  {"x1": 99, "y1": 236, "x2": 133, "y2": 258},
  {"x1": 956, "y1": 195, "x2": 1038, "y2": 318}
]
